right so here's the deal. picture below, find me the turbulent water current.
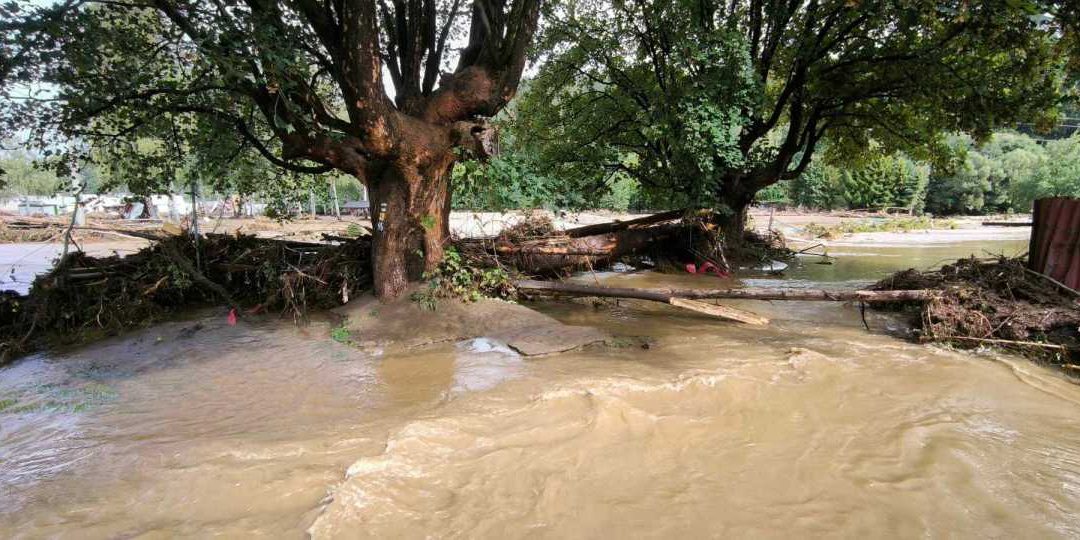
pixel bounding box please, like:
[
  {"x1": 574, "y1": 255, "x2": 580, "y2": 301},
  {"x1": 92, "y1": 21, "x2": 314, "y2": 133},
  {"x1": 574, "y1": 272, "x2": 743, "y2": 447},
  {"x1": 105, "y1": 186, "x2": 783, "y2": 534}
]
[{"x1": 2, "y1": 231, "x2": 1079, "y2": 538}]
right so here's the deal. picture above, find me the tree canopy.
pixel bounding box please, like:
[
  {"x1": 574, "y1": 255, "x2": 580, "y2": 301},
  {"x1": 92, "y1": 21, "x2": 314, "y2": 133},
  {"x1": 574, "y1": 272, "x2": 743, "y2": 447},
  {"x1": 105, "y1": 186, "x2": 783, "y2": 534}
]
[
  {"x1": 2, "y1": 0, "x2": 538, "y2": 179},
  {"x1": 2, "y1": 0, "x2": 543, "y2": 297},
  {"x1": 517, "y1": 0, "x2": 1074, "y2": 231}
]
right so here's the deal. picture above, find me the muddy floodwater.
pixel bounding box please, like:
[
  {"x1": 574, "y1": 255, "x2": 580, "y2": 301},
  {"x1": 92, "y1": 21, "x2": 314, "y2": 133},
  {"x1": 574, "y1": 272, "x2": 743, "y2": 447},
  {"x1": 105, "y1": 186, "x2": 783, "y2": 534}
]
[{"x1": 3, "y1": 230, "x2": 1080, "y2": 538}]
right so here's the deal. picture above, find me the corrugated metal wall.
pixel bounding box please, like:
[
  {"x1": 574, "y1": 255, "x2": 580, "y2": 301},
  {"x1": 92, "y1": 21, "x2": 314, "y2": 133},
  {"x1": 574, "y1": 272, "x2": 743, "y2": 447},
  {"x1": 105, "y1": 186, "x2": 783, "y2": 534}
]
[{"x1": 1029, "y1": 198, "x2": 1080, "y2": 289}]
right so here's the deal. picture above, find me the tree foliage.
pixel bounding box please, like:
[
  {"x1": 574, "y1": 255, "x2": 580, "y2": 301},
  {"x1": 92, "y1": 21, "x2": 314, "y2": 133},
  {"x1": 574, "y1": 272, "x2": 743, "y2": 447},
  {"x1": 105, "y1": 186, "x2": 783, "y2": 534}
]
[
  {"x1": 519, "y1": 0, "x2": 1072, "y2": 230},
  {"x1": 1, "y1": 0, "x2": 537, "y2": 180},
  {"x1": 780, "y1": 130, "x2": 1080, "y2": 216},
  {"x1": 926, "y1": 131, "x2": 1080, "y2": 214},
  {"x1": 838, "y1": 153, "x2": 929, "y2": 212},
  {"x1": 0, "y1": 149, "x2": 63, "y2": 197},
  {"x1": 1, "y1": 0, "x2": 543, "y2": 297}
]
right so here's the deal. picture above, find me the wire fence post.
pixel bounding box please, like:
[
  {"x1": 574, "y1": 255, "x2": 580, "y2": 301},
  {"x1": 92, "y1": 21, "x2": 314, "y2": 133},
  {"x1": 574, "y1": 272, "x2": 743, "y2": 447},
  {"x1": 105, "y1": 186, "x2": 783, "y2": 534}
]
[
  {"x1": 330, "y1": 179, "x2": 341, "y2": 218},
  {"x1": 190, "y1": 179, "x2": 201, "y2": 270}
]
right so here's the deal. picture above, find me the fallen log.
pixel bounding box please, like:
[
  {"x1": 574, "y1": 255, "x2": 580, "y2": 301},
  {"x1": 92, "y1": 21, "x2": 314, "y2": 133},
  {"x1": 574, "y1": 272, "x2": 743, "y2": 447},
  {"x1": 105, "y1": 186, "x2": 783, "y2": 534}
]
[
  {"x1": 514, "y1": 280, "x2": 937, "y2": 303},
  {"x1": 562, "y1": 209, "x2": 687, "y2": 238},
  {"x1": 515, "y1": 279, "x2": 769, "y2": 325},
  {"x1": 981, "y1": 221, "x2": 1032, "y2": 227},
  {"x1": 494, "y1": 246, "x2": 621, "y2": 256},
  {"x1": 489, "y1": 224, "x2": 683, "y2": 273}
]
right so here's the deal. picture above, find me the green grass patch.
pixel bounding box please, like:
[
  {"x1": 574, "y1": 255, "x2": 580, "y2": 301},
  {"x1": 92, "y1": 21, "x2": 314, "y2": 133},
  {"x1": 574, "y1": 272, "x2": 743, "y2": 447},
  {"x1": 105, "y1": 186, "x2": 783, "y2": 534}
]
[
  {"x1": 330, "y1": 324, "x2": 352, "y2": 344},
  {"x1": 345, "y1": 223, "x2": 364, "y2": 238}
]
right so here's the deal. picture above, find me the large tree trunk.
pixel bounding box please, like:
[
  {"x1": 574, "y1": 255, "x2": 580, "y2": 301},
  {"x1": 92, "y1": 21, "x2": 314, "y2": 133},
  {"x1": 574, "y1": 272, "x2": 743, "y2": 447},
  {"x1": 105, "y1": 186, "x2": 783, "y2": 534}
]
[
  {"x1": 370, "y1": 152, "x2": 456, "y2": 299},
  {"x1": 716, "y1": 188, "x2": 755, "y2": 246}
]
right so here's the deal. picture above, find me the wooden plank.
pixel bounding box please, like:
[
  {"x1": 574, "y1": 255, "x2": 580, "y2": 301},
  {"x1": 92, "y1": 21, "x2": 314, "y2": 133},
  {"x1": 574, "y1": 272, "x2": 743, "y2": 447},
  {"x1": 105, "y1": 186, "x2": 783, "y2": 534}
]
[{"x1": 668, "y1": 297, "x2": 769, "y2": 325}]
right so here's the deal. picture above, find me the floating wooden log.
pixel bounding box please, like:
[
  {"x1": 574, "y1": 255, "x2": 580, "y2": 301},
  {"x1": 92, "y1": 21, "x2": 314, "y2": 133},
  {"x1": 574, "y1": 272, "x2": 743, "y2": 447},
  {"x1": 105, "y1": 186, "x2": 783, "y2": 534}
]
[
  {"x1": 513, "y1": 280, "x2": 937, "y2": 303},
  {"x1": 514, "y1": 279, "x2": 769, "y2": 325}
]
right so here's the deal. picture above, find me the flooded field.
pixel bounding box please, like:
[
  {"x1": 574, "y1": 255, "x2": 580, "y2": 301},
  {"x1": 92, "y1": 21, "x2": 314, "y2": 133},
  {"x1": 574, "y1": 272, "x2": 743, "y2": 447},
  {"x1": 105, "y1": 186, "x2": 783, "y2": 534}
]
[{"x1": 2, "y1": 229, "x2": 1079, "y2": 538}]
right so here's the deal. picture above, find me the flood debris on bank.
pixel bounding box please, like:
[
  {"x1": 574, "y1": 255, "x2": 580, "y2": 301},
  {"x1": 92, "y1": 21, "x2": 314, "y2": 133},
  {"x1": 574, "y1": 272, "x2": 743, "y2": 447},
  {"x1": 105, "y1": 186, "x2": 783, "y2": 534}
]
[
  {"x1": 447, "y1": 210, "x2": 797, "y2": 323},
  {"x1": 874, "y1": 256, "x2": 1080, "y2": 368},
  {"x1": 456, "y1": 209, "x2": 792, "y2": 276},
  {"x1": 0, "y1": 209, "x2": 942, "y2": 365},
  {"x1": 2, "y1": 210, "x2": 773, "y2": 364},
  {"x1": 0, "y1": 232, "x2": 372, "y2": 364},
  {"x1": 11, "y1": 210, "x2": 1070, "y2": 373},
  {"x1": 0, "y1": 215, "x2": 157, "y2": 243},
  {"x1": 3, "y1": 209, "x2": 767, "y2": 364}
]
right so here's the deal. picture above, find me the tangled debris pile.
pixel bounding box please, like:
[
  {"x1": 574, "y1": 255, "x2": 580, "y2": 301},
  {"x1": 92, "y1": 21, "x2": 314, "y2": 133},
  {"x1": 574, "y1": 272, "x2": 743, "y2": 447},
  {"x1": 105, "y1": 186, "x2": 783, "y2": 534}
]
[
  {"x1": 0, "y1": 220, "x2": 64, "y2": 243},
  {"x1": 456, "y1": 209, "x2": 792, "y2": 277},
  {"x1": 0, "y1": 233, "x2": 372, "y2": 364},
  {"x1": 0, "y1": 209, "x2": 796, "y2": 364},
  {"x1": 874, "y1": 256, "x2": 1080, "y2": 366}
]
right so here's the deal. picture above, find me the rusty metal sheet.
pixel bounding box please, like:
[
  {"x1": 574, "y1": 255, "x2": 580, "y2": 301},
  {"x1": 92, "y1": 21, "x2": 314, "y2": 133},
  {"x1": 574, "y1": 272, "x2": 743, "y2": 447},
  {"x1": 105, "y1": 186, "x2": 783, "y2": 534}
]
[{"x1": 1029, "y1": 197, "x2": 1080, "y2": 290}]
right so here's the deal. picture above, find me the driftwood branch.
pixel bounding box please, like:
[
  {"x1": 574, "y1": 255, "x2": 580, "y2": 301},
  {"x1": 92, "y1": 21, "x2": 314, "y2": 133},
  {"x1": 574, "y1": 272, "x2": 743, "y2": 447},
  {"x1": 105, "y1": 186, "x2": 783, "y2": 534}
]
[
  {"x1": 515, "y1": 279, "x2": 770, "y2": 325},
  {"x1": 1023, "y1": 267, "x2": 1080, "y2": 298},
  {"x1": 514, "y1": 280, "x2": 937, "y2": 303},
  {"x1": 159, "y1": 241, "x2": 240, "y2": 310},
  {"x1": 927, "y1": 335, "x2": 1072, "y2": 351},
  {"x1": 981, "y1": 221, "x2": 1032, "y2": 227}
]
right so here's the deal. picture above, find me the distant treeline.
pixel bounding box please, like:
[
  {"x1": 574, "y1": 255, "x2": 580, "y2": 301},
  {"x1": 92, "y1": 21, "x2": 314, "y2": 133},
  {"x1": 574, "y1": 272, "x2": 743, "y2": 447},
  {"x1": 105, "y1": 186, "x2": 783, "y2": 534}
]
[{"x1": 762, "y1": 131, "x2": 1080, "y2": 215}]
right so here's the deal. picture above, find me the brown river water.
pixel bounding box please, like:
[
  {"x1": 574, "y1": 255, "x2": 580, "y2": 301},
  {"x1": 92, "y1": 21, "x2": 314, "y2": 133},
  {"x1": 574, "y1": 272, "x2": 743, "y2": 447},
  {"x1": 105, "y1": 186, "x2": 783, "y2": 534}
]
[{"x1": 3, "y1": 232, "x2": 1080, "y2": 538}]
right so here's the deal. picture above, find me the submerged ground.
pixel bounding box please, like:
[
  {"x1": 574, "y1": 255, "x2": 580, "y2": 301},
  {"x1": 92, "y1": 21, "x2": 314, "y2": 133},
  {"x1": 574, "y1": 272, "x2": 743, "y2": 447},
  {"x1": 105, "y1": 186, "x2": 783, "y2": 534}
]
[{"x1": 2, "y1": 220, "x2": 1078, "y2": 538}]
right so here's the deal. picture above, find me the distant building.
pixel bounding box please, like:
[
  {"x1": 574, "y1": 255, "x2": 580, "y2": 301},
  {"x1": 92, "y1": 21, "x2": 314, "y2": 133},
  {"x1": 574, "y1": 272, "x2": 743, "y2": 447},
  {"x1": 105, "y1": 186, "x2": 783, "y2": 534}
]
[{"x1": 342, "y1": 200, "x2": 371, "y2": 217}]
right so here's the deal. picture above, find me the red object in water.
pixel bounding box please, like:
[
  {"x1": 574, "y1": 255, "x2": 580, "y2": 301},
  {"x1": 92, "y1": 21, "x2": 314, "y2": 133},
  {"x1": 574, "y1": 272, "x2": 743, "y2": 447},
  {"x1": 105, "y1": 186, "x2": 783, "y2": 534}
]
[
  {"x1": 227, "y1": 308, "x2": 237, "y2": 326},
  {"x1": 685, "y1": 261, "x2": 729, "y2": 278}
]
